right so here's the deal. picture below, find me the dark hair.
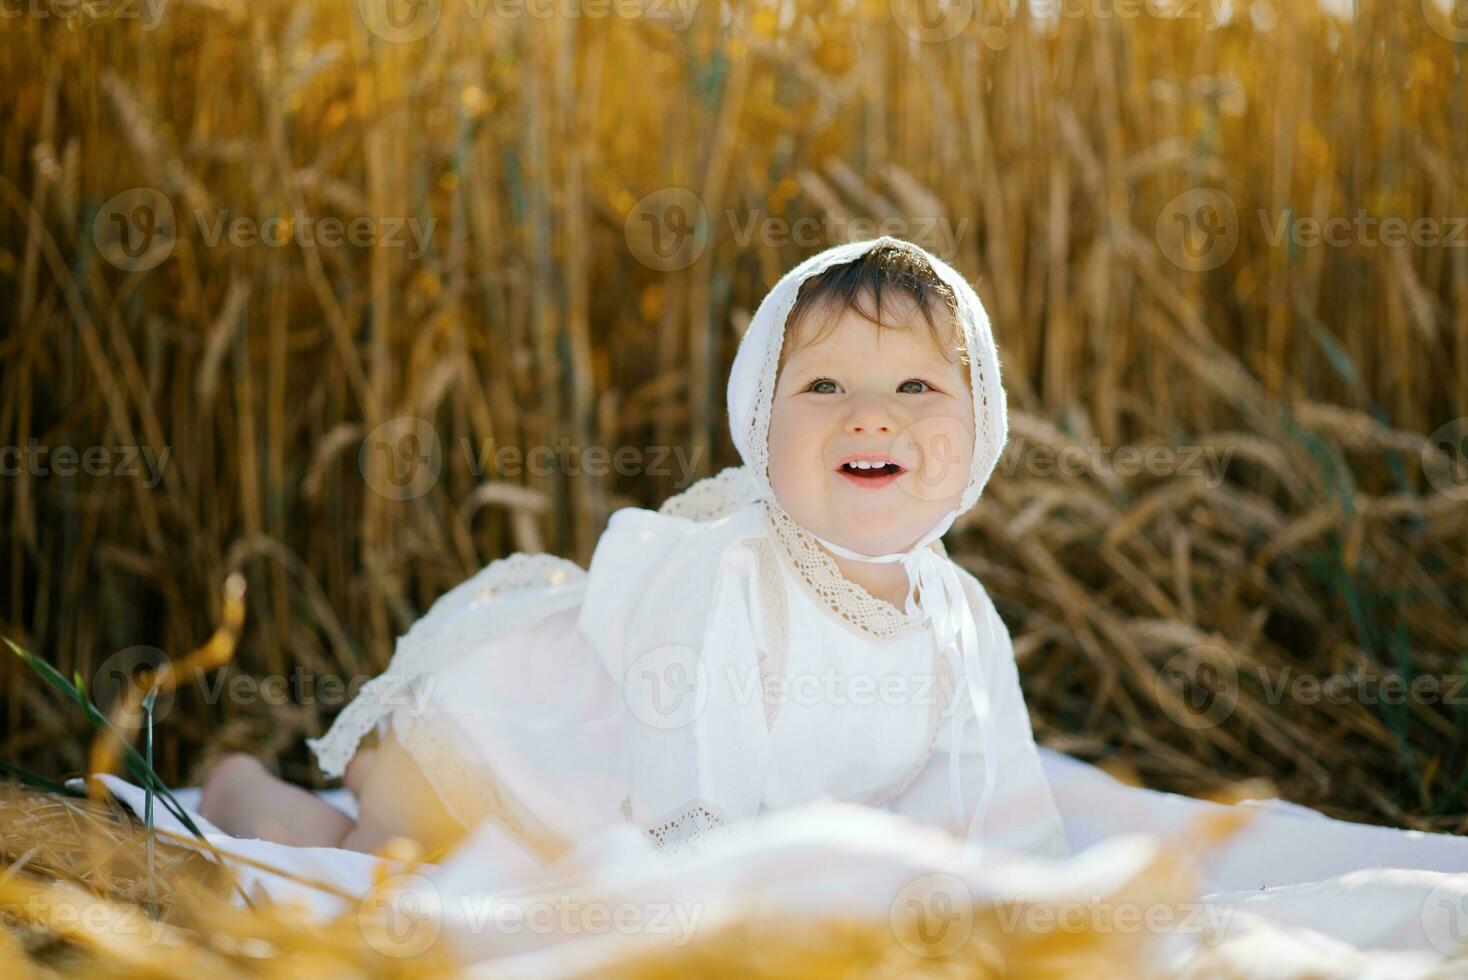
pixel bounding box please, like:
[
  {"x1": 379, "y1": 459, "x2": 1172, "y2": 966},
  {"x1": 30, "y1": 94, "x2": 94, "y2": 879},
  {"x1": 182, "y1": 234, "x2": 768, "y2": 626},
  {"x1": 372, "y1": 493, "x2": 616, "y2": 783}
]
[{"x1": 777, "y1": 242, "x2": 968, "y2": 374}]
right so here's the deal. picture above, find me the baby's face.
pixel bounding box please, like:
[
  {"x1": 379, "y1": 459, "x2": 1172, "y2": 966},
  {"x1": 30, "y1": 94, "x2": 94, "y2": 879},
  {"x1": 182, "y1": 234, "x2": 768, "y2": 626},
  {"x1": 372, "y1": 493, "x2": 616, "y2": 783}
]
[{"x1": 767, "y1": 300, "x2": 975, "y2": 555}]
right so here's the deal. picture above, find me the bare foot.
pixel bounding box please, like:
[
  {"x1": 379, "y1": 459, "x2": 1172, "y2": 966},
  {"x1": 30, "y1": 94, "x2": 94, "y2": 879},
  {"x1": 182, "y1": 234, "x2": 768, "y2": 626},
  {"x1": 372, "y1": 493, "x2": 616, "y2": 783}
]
[
  {"x1": 197, "y1": 752, "x2": 355, "y2": 847},
  {"x1": 198, "y1": 752, "x2": 264, "y2": 830}
]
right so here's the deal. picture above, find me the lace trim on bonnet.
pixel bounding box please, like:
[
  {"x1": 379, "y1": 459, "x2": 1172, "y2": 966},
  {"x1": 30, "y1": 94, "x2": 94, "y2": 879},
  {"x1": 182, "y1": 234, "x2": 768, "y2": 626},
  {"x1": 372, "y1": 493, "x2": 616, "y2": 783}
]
[{"x1": 729, "y1": 239, "x2": 1006, "y2": 519}]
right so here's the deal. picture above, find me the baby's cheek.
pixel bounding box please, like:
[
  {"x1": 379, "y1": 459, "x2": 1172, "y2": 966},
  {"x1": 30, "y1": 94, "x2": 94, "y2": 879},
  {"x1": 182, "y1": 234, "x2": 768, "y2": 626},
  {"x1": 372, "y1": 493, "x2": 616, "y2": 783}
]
[
  {"x1": 768, "y1": 408, "x2": 808, "y2": 463},
  {"x1": 896, "y1": 412, "x2": 969, "y2": 499},
  {"x1": 765, "y1": 418, "x2": 798, "y2": 488}
]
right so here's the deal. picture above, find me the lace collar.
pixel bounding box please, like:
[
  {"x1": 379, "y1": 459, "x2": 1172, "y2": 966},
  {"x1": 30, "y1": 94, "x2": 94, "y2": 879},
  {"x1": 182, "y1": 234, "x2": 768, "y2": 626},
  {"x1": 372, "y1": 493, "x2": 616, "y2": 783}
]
[
  {"x1": 761, "y1": 498, "x2": 943, "y2": 640},
  {"x1": 654, "y1": 466, "x2": 949, "y2": 640}
]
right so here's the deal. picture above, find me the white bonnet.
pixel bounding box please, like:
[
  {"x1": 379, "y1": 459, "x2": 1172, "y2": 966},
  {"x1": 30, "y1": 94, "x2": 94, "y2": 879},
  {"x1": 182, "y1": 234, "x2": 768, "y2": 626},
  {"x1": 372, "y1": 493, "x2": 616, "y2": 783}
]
[{"x1": 725, "y1": 236, "x2": 1008, "y2": 522}]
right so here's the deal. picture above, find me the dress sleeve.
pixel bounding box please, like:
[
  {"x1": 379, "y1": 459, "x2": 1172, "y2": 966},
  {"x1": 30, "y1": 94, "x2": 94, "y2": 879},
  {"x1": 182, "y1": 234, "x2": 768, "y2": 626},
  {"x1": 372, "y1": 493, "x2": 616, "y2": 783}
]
[
  {"x1": 578, "y1": 503, "x2": 773, "y2": 855},
  {"x1": 887, "y1": 578, "x2": 1069, "y2": 859}
]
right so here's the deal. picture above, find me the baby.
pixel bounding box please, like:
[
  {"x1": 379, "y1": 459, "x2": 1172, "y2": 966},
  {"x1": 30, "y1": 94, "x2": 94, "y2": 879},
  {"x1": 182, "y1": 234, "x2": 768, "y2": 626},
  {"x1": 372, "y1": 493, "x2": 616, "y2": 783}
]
[{"x1": 199, "y1": 237, "x2": 1066, "y2": 864}]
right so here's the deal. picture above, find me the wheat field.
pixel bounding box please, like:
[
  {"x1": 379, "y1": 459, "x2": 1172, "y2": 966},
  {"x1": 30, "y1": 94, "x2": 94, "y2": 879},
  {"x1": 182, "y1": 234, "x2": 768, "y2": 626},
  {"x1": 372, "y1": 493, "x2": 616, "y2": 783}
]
[{"x1": 1, "y1": 5, "x2": 1467, "y2": 967}]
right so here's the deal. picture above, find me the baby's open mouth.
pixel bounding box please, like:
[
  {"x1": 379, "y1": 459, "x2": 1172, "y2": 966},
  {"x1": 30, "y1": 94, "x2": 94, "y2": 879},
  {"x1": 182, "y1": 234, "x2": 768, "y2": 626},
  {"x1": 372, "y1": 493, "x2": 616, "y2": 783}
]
[{"x1": 835, "y1": 456, "x2": 906, "y2": 484}]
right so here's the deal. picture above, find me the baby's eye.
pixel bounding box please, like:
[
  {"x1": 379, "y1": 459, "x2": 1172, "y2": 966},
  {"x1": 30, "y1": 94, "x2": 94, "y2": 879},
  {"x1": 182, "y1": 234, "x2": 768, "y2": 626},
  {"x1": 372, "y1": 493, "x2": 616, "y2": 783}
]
[
  {"x1": 807, "y1": 378, "x2": 840, "y2": 394},
  {"x1": 898, "y1": 379, "x2": 934, "y2": 394}
]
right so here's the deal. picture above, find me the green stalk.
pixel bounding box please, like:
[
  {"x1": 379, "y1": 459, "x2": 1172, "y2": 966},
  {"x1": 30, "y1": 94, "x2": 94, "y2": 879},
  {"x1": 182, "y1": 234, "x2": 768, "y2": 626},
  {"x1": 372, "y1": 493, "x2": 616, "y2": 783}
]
[
  {"x1": 144, "y1": 687, "x2": 157, "y2": 879},
  {"x1": 0, "y1": 759, "x2": 86, "y2": 797},
  {"x1": 3, "y1": 636, "x2": 206, "y2": 839}
]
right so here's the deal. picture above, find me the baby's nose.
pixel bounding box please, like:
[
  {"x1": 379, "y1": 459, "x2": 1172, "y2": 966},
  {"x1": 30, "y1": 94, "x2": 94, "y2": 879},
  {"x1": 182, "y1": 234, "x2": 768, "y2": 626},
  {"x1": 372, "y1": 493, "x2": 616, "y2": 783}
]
[{"x1": 845, "y1": 402, "x2": 896, "y2": 433}]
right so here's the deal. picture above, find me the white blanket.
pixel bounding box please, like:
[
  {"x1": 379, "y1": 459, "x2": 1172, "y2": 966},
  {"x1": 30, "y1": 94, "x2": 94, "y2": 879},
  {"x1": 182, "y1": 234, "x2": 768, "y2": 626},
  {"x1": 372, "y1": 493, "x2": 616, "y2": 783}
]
[{"x1": 78, "y1": 748, "x2": 1468, "y2": 977}]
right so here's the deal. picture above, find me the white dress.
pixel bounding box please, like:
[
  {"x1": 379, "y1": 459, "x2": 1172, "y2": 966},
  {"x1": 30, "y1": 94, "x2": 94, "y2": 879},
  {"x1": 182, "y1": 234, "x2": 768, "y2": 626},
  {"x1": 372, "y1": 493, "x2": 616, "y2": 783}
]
[{"x1": 307, "y1": 469, "x2": 1067, "y2": 864}]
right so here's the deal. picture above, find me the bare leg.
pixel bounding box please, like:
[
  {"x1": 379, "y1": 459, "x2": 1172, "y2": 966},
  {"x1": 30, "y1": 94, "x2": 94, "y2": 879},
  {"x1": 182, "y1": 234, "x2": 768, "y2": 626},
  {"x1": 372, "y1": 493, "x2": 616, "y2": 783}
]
[
  {"x1": 198, "y1": 753, "x2": 355, "y2": 848},
  {"x1": 337, "y1": 729, "x2": 468, "y2": 857}
]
